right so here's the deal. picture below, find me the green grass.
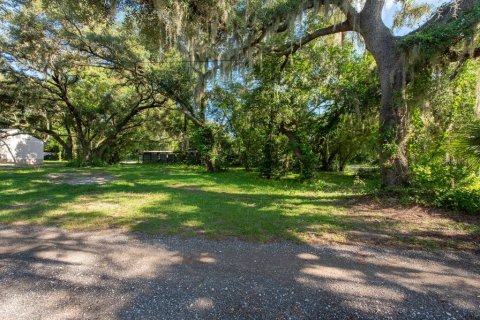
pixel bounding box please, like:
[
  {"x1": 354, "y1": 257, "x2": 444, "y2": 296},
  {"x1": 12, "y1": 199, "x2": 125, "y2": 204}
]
[{"x1": 0, "y1": 162, "x2": 478, "y2": 249}]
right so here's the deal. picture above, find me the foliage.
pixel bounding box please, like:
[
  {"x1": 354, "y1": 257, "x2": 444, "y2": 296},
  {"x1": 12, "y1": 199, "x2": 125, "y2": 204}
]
[
  {"x1": 190, "y1": 125, "x2": 233, "y2": 171},
  {"x1": 399, "y1": 1, "x2": 480, "y2": 62},
  {"x1": 407, "y1": 60, "x2": 480, "y2": 214},
  {"x1": 211, "y1": 41, "x2": 379, "y2": 179},
  {"x1": 1, "y1": 0, "x2": 479, "y2": 215},
  {"x1": 0, "y1": 0, "x2": 189, "y2": 165},
  {"x1": 392, "y1": 0, "x2": 432, "y2": 30},
  {"x1": 436, "y1": 188, "x2": 480, "y2": 214},
  {"x1": 20, "y1": 0, "x2": 478, "y2": 189},
  {"x1": 408, "y1": 60, "x2": 479, "y2": 186},
  {"x1": 451, "y1": 120, "x2": 480, "y2": 166}
]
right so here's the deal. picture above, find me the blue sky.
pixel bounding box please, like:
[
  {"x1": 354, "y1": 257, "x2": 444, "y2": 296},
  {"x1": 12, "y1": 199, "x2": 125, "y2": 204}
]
[{"x1": 382, "y1": 0, "x2": 449, "y2": 35}]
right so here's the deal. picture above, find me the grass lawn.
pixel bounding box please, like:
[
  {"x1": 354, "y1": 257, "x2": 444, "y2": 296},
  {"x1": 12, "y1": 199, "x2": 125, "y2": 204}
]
[{"x1": 1, "y1": 162, "x2": 479, "y2": 250}]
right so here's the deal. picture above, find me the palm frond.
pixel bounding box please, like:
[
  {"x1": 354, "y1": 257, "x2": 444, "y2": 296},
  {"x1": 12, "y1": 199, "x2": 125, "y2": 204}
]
[{"x1": 451, "y1": 120, "x2": 480, "y2": 167}]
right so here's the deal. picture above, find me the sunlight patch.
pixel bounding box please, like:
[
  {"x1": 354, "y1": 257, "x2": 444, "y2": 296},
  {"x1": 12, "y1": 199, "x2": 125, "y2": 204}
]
[
  {"x1": 182, "y1": 220, "x2": 203, "y2": 227},
  {"x1": 190, "y1": 297, "x2": 214, "y2": 311},
  {"x1": 297, "y1": 253, "x2": 319, "y2": 260}
]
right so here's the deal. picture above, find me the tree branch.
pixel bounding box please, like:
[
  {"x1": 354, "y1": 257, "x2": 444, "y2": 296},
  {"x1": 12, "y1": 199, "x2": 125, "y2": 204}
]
[
  {"x1": 275, "y1": 20, "x2": 351, "y2": 57},
  {"x1": 404, "y1": 0, "x2": 477, "y2": 37},
  {"x1": 273, "y1": 20, "x2": 352, "y2": 69}
]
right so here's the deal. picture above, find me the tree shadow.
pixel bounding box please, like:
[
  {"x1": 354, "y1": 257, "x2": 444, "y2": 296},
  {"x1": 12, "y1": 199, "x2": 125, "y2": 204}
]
[{"x1": 0, "y1": 225, "x2": 479, "y2": 319}]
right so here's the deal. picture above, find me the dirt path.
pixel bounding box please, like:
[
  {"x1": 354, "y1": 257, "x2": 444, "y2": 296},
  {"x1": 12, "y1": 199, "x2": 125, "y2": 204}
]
[{"x1": 0, "y1": 225, "x2": 479, "y2": 320}]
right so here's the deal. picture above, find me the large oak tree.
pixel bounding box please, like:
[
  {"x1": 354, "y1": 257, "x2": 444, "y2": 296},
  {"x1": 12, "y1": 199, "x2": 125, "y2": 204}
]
[{"x1": 127, "y1": 0, "x2": 480, "y2": 187}]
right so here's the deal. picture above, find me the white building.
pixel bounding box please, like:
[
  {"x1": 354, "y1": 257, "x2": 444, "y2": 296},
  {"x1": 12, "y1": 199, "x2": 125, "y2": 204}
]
[{"x1": 0, "y1": 129, "x2": 44, "y2": 165}]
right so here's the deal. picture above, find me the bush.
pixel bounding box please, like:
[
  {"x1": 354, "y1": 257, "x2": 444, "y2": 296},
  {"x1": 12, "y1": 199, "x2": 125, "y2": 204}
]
[
  {"x1": 410, "y1": 160, "x2": 473, "y2": 190},
  {"x1": 408, "y1": 160, "x2": 479, "y2": 214},
  {"x1": 66, "y1": 157, "x2": 107, "y2": 167},
  {"x1": 436, "y1": 188, "x2": 480, "y2": 215}
]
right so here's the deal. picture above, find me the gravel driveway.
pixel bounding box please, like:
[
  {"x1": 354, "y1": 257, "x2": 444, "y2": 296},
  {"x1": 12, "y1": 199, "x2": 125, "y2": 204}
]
[{"x1": 0, "y1": 225, "x2": 479, "y2": 320}]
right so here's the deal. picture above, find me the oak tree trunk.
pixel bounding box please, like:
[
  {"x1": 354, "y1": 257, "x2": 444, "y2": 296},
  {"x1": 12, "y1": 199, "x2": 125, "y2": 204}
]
[
  {"x1": 359, "y1": 1, "x2": 410, "y2": 187},
  {"x1": 378, "y1": 62, "x2": 410, "y2": 187}
]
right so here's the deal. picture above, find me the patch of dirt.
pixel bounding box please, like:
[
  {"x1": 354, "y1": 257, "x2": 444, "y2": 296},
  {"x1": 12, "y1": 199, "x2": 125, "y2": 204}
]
[
  {"x1": 348, "y1": 230, "x2": 393, "y2": 241},
  {"x1": 170, "y1": 185, "x2": 202, "y2": 192},
  {"x1": 46, "y1": 172, "x2": 114, "y2": 185},
  {"x1": 342, "y1": 197, "x2": 480, "y2": 251},
  {"x1": 7, "y1": 198, "x2": 49, "y2": 209}
]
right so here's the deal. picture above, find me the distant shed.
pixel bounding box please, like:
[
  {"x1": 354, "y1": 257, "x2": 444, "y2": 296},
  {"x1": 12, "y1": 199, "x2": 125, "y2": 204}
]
[
  {"x1": 142, "y1": 150, "x2": 199, "y2": 164},
  {"x1": 142, "y1": 151, "x2": 179, "y2": 163},
  {"x1": 0, "y1": 129, "x2": 44, "y2": 165}
]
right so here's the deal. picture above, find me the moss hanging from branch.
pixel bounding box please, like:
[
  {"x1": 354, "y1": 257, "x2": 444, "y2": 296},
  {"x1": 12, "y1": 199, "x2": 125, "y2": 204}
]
[{"x1": 398, "y1": 2, "x2": 480, "y2": 61}]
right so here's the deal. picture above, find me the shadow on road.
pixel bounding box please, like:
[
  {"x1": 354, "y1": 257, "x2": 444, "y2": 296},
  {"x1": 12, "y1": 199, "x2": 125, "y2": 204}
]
[{"x1": 0, "y1": 225, "x2": 479, "y2": 319}]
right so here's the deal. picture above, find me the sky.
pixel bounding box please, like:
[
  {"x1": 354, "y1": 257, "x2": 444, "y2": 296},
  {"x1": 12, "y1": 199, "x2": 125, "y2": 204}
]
[{"x1": 382, "y1": 0, "x2": 450, "y2": 35}]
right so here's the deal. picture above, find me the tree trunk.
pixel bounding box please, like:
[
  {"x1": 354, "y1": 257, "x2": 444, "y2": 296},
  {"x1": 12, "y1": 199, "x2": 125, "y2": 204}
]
[
  {"x1": 358, "y1": 1, "x2": 410, "y2": 187},
  {"x1": 182, "y1": 115, "x2": 189, "y2": 152},
  {"x1": 320, "y1": 161, "x2": 333, "y2": 171},
  {"x1": 261, "y1": 133, "x2": 275, "y2": 179},
  {"x1": 321, "y1": 153, "x2": 337, "y2": 172},
  {"x1": 63, "y1": 144, "x2": 73, "y2": 161},
  {"x1": 64, "y1": 123, "x2": 74, "y2": 160},
  {"x1": 46, "y1": 130, "x2": 72, "y2": 161},
  {"x1": 204, "y1": 156, "x2": 215, "y2": 172},
  {"x1": 278, "y1": 123, "x2": 312, "y2": 177},
  {"x1": 279, "y1": 124, "x2": 304, "y2": 162},
  {"x1": 378, "y1": 61, "x2": 410, "y2": 187},
  {"x1": 202, "y1": 128, "x2": 215, "y2": 172},
  {"x1": 319, "y1": 146, "x2": 334, "y2": 171}
]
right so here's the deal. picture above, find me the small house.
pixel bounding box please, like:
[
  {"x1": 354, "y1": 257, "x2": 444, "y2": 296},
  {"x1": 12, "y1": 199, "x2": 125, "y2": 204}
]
[{"x1": 0, "y1": 129, "x2": 44, "y2": 165}]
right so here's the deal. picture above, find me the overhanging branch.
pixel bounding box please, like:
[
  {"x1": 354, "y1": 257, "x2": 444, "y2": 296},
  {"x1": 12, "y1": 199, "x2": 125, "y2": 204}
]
[{"x1": 274, "y1": 20, "x2": 352, "y2": 57}]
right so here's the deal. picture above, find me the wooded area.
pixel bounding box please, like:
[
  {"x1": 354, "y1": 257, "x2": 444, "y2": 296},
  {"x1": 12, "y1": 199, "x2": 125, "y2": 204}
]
[{"x1": 1, "y1": 0, "x2": 479, "y2": 212}]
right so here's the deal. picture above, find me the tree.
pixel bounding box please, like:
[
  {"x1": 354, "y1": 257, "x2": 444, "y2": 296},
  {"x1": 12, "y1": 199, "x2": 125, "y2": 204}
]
[
  {"x1": 4, "y1": 0, "x2": 479, "y2": 183},
  {"x1": 118, "y1": 0, "x2": 479, "y2": 187},
  {"x1": 0, "y1": 2, "x2": 176, "y2": 164},
  {"x1": 211, "y1": 41, "x2": 379, "y2": 178},
  {"x1": 267, "y1": 0, "x2": 479, "y2": 186}
]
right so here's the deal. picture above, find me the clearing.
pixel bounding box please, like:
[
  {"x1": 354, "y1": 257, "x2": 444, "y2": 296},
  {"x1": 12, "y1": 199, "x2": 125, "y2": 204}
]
[{"x1": 0, "y1": 163, "x2": 479, "y2": 251}]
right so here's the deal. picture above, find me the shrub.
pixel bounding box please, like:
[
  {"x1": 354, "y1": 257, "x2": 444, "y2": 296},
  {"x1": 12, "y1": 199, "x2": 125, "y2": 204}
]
[{"x1": 436, "y1": 188, "x2": 480, "y2": 215}]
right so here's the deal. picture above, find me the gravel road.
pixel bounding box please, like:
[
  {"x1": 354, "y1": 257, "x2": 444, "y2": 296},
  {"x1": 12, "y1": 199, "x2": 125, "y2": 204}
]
[{"x1": 0, "y1": 225, "x2": 479, "y2": 320}]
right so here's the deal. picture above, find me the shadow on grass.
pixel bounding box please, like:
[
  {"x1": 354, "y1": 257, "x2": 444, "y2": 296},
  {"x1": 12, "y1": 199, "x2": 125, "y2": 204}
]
[
  {"x1": 0, "y1": 164, "x2": 479, "y2": 249},
  {"x1": 0, "y1": 164, "x2": 366, "y2": 242}
]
